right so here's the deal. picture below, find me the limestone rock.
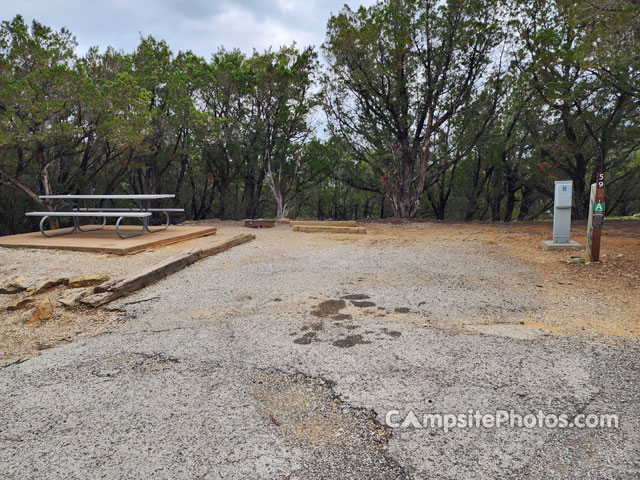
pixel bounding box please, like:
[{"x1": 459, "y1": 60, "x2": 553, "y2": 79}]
[
  {"x1": 58, "y1": 288, "x2": 90, "y2": 308},
  {"x1": 26, "y1": 298, "x2": 53, "y2": 324},
  {"x1": 67, "y1": 274, "x2": 110, "y2": 288},
  {"x1": 7, "y1": 296, "x2": 36, "y2": 311},
  {"x1": 0, "y1": 275, "x2": 32, "y2": 294},
  {"x1": 33, "y1": 277, "x2": 69, "y2": 294}
]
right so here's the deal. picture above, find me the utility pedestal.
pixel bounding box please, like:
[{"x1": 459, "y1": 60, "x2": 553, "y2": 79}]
[{"x1": 541, "y1": 180, "x2": 584, "y2": 250}]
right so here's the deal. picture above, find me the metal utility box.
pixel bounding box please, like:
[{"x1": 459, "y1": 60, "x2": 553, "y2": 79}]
[
  {"x1": 555, "y1": 181, "x2": 573, "y2": 207},
  {"x1": 553, "y1": 180, "x2": 573, "y2": 243}
]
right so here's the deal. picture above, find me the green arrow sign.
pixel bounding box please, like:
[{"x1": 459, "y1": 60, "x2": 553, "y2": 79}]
[{"x1": 593, "y1": 201, "x2": 605, "y2": 213}]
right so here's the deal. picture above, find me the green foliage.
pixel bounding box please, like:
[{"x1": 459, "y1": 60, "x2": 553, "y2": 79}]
[
  {"x1": 0, "y1": 2, "x2": 638, "y2": 235},
  {"x1": 323, "y1": 0, "x2": 506, "y2": 217},
  {"x1": 511, "y1": 0, "x2": 640, "y2": 219}
]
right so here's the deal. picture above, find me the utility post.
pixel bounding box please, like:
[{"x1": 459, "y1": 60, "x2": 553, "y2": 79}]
[
  {"x1": 541, "y1": 180, "x2": 583, "y2": 250},
  {"x1": 586, "y1": 172, "x2": 605, "y2": 263}
]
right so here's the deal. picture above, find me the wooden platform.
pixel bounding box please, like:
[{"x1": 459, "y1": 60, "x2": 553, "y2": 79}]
[{"x1": 0, "y1": 225, "x2": 217, "y2": 255}]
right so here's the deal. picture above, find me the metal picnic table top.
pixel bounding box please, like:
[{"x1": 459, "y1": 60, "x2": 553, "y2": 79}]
[{"x1": 32, "y1": 194, "x2": 178, "y2": 239}]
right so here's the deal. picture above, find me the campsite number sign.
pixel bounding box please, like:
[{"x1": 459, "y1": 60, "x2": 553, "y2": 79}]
[
  {"x1": 594, "y1": 173, "x2": 605, "y2": 215},
  {"x1": 589, "y1": 172, "x2": 606, "y2": 262}
]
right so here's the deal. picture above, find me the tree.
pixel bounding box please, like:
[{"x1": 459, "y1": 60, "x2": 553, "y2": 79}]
[
  {"x1": 323, "y1": 0, "x2": 506, "y2": 217},
  {"x1": 70, "y1": 48, "x2": 151, "y2": 199},
  {"x1": 247, "y1": 46, "x2": 319, "y2": 219},
  {"x1": 197, "y1": 49, "x2": 252, "y2": 219},
  {"x1": 2, "y1": 7, "x2": 638, "y2": 235},
  {"x1": 0, "y1": 15, "x2": 81, "y2": 216},
  {"x1": 513, "y1": 0, "x2": 640, "y2": 218},
  {"x1": 571, "y1": 0, "x2": 640, "y2": 102}
]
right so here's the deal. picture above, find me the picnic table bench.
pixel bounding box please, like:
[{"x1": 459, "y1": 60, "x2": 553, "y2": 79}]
[{"x1": 26, "y1": 194, "x2": 183, "y2": 239}]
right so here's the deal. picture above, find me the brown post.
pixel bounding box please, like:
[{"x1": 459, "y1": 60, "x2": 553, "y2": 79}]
[
  {"x1": 586, "y1": 184, "x2": 595, "y2": 262},
  {"x1": 587, "y1": 173, "x2": 605, "y2": 262}
]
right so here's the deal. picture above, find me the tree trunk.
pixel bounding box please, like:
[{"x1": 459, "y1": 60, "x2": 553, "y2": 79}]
[
  {"x1": 217, "y1": 182, "x2": 227, "y2": 219},
  {"x1": 518, "y1": 186, "x2": 533, "y2": 221},
  {"x1": 244, "y1": 169, "x2": 265, "y2": 219},
  {"x1": 316, "y1": 188, "x2": 324, "y2": 219},
  {"x1": 503, "y1": 172, "x2": 518, "y2": 222},
  {"x1": 275, "y1": 194, "x2": 288, "y2": 219},
  {"x1": 573, "y1": 170, "x2": 588, "y2": 220},
  {"x1": 173, "y1": 156, "x2": 189, "y2": 209}
]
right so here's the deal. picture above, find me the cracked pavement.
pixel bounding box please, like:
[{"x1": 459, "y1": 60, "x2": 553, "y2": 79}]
[{"x1": 1, "y1": 224, "x2": 638, "y2": 479}]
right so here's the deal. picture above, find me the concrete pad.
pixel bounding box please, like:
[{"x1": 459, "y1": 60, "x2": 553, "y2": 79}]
[
  {"x1": 540, "y1": 240, "x2": 584, "y2": 250},
  {"x1": 292, "y1": 225, "x2": 366, "y2": 234},
  {"x1": 0, "y1": 225, "x2": 216, "y2": 255}
]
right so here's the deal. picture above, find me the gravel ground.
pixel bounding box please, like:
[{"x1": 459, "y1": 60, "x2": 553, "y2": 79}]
[
  {"x1": 0, "y1": 228, "x2": 240, "y2": 363},
  {"x1": 1, "y1": 222, "x2": 638, "y2": 479}
]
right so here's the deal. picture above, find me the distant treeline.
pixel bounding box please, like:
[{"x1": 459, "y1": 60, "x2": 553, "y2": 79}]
[{"x1": 1, "y1": 0, "x2": 639, "y2": 235}]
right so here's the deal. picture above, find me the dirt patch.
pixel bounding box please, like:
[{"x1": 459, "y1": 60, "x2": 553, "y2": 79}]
[
  {"x1": 90, "y1": 352, "x2": 179, "y2": 377},
  {"x1": 363, "y1": 219, "x2": 640, "y2": 341},
  {"x1": 252, "y1": 370, "x2": 405, "y2": 478},
  {"x1": 341, "y1": 294, "x2": 370, "y2": 300},
  {"x1": 311, "y1": 299, "x2": 346, "y2": 317},
  {"x1": 332, "y1": 313, "x2": 352, "y2": 321},
  {"x1": 352, "y1": 301, "x2": 376, "y2": 308},
  {"x1": 394, "y1": 307, "x2": 411, "y2": 313},
  {"x1": 467, "y1": 323, "x2": 545, "y2": 340},
  {"x1": 294, "y1": 332, "x2": 317, "y2": 345},
  {"x1": 1, "y1": 287, "x2": 118, "y2": 366},
  {"x1": 381, "y1": 328, "x2": 402, "y2": 338},
  {"x1": 483, "y1": 221, "x2": 640, "y2": 340},
  {"x1": 332, "y1": 334, "x2": 372, "y2": 348}
]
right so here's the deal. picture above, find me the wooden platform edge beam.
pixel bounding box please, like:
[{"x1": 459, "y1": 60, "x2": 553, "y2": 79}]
[
  {"x1": 289, "y1": 221, "x2": 358, "y2": 227},
  {"x1": 81, "y1": 234, "x2": 255, "y2": 307},
  {"x1": 293, "y1": 226, "x2": 366, "y2": 234}
]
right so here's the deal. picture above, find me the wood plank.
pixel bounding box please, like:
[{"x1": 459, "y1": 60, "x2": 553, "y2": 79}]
[
  {"x1": 292, "y1": 225, "x2": 366, "y2": 234},
  {"x1": 289, "y1": 220, "x2": 358, "y2": 227},
  {"x1": 82, "y1": 234, "x2": 255, "y2": 307}
]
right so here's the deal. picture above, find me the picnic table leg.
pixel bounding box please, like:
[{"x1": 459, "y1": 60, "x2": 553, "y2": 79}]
[
  {"x1": 145, "y1": 211, "x2": 170, "y2": 233},
  {"x1": 115, "y1": 216, "x2": 146, "y2": 239},
  {"x1": 70, "y1": 204, "x2": 107, "y2": 232},
  {"x1": 77, "y1": 215, "x2": 107, "y2": 232},
  {"x1": 39, "y1": 216, "x2": 78, "y2": 238}
]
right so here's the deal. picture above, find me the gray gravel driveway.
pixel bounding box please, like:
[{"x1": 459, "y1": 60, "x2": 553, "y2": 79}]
[{"x1": 1, "y1": 225, "x2": 638, "y2": 479}]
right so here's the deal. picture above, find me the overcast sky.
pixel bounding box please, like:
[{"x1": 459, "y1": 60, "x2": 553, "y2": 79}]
[{"x1": 1, "y1": 0, "x2": 376, "y2": 57}]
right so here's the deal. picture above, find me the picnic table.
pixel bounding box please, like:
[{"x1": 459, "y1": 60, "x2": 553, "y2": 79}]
[{"x1": 26, "y1": 194, "x2": 183, "y2": 239}]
